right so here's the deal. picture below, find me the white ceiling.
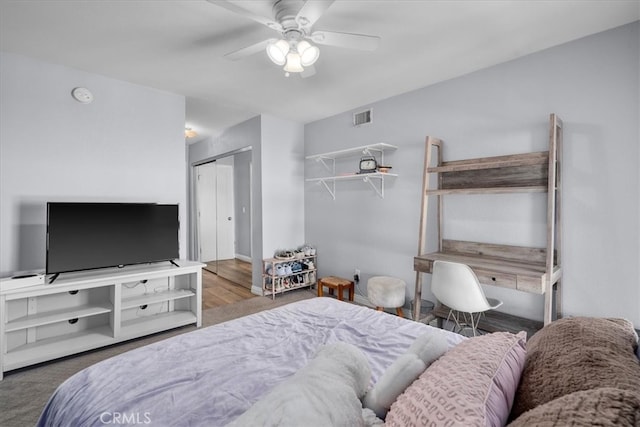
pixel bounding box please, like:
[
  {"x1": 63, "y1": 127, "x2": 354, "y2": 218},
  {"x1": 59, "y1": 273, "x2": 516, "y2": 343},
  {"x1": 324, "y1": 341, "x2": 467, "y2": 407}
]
[{"x1": 1, "y1": 1, "x2": 638, "y2": 143}]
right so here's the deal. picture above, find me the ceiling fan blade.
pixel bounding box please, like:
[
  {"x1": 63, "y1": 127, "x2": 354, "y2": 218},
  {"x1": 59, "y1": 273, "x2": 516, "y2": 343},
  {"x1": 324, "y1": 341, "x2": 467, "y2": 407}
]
[
  {"x1": 301, "y1": 64, "x2": 316, "y2": 78},
  {"x1": 296, "y1": 0, "x2": 335, "y2": 30},
  {"x1": 225, "y1": 39, "x2": 274, "y2": 61},
  {"x1": 310, "y1": 30, "x2": 380, "y2": 51},
  {"x1": 207, "y1": 0, "x2": 283, "y2": 32}
]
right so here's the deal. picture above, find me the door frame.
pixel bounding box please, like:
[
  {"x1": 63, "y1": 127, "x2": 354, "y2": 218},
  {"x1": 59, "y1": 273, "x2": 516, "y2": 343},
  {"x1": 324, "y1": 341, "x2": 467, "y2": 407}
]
[
  {"x1": 189, "y1": 147, "x2": 253, "y2": 280},
  {"x1": 194, "y1": 161, "x2": 218, "y2": 263},
  {"x1": 213, "y1": 161, "x2": 236, "y2": 260}
]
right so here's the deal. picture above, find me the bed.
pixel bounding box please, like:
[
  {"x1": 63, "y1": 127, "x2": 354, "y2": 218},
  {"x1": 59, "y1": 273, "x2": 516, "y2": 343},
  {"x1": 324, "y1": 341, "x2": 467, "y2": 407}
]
[
  {"x1": 38, "y1": 297, "x2": 639, "y2": 426},
  {"x1": 37, "y1": 297, "x2": 464, "y2": 426}
]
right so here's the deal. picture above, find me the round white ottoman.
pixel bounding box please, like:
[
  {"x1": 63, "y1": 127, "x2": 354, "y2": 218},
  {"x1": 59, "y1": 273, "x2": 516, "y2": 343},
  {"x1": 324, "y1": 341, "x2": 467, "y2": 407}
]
[{"x1": 367, "y1": 276, "x2": 406, "y2": 317}]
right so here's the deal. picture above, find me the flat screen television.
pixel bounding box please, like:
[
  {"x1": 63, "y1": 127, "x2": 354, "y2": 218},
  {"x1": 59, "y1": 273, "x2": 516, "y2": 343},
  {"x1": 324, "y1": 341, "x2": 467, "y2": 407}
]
[{"x1": 46, "y1": 202, "x2": 179, "y2": 276}]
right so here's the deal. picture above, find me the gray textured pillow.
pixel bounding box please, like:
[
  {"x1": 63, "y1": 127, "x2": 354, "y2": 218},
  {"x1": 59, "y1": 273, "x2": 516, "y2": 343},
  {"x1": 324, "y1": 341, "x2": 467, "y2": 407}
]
[
  {"x1": 363, "y1": 332, "x2": 449, "y2": 419},
  {"x1": 511, "y1": 317, "x2": 640, "y2": 420},
  {"x1": 508, "y1": 387, "x2": 640, "y2": 427}
]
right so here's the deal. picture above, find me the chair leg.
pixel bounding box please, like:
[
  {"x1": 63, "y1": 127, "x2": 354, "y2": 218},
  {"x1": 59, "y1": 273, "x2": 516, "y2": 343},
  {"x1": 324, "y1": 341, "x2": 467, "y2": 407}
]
[
  {"x1": 469, "y1": 312, "x2": 485, "y2": 336},
  {"x1": 396, "y1": 307, "x2": 404, "y2": 318},
  {"x1": 446, "y1": 309, "x2": 464, "y2": 334},
  {"x1": 447, "y1": 310, "x2": 485, "y2": 337}
]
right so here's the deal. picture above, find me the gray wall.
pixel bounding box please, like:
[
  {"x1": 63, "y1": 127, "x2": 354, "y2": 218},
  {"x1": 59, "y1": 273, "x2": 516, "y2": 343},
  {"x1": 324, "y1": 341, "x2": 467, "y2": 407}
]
[
  {"x1": 260, "y1": 115, "x2": 305, "y2": 255},
  {"x1": 0, "y1": 52, "x2": 187, "y2": 276},
  {"x1": 304, "y1": 22, "x2": 639, "y2": 325},
  {"x1": 188, "y1": 115, "x2": 305, "y2": 294},
  {"x1": 234, "y1": 149, "x2": 252, "y2": 259},
  {"x1": 188, "y1": 116, "x2": 263, "y2": 291}
]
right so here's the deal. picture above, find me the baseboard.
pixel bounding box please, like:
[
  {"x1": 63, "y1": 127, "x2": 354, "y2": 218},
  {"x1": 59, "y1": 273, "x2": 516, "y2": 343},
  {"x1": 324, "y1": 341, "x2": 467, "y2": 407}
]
[
  {"x1": 353, "y1": 294, "x2": 416, "y2": 320},
  {"x1": 354, "y1": 294, "x2": 374, "y2": 308},
  {"x1": 235, "y1": 254, "x2": 251, "y2": 263}
]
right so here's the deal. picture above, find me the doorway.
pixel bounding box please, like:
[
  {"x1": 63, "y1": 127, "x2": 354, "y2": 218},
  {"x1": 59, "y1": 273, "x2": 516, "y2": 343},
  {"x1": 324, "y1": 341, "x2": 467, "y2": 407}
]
[{"x1": 194, "y1": 151, "x2": 252, "y2": 289}]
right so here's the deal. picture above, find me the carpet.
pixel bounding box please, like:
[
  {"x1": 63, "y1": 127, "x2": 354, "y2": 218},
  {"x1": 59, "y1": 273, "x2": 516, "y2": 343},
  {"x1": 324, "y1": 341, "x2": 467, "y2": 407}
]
[{"x1": 0, "y1": 289, "x2": 315, "y2": 427}]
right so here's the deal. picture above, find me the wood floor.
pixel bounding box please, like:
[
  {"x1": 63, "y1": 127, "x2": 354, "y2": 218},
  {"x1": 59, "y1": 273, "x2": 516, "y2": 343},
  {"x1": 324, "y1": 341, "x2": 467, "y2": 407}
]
[
  {"x1": 202, "y1": 260, "x2": 256, "y2": 309},
  {"x1": 204, "y1": 259, "x2": 252, "y2": 290}
]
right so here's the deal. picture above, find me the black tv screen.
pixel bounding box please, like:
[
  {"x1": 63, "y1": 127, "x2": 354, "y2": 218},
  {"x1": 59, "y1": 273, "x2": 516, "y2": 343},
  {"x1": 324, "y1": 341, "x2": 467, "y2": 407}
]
[{"x1": 46, "y1": 202, "x2": 179, "y2": 275}]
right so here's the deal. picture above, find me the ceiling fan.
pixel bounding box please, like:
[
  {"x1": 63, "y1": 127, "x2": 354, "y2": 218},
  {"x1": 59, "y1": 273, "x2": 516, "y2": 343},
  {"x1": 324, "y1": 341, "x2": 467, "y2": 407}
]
[{"x1": 207, "y1": 0, "x2": 381, "y2": 77}]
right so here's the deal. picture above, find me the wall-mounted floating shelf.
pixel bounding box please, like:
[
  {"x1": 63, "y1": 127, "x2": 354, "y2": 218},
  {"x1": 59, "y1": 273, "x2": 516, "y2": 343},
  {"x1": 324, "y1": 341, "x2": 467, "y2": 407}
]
[
  {"x1": 305, "y1": 143, "x2": 398, "y2": 199},
  {"x1": 306, "y1": 172, "x2": 397, "y2": 199}
]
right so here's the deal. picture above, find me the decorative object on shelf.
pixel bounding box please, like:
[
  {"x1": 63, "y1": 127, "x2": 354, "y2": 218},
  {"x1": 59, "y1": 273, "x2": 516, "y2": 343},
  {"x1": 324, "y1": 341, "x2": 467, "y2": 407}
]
[
  {"x1": 377, "y1": 166, "x2": 392, "y2": 173},
  {"x1": 359, "y1": 155, "x2": 378, "y2": 174}
]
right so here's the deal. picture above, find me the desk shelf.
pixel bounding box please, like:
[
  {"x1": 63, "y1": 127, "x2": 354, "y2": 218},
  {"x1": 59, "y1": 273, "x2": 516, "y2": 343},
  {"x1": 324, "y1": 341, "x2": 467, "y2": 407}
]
[{"x1": 413, "y1": 114, "x2": 563, "y2": 325}]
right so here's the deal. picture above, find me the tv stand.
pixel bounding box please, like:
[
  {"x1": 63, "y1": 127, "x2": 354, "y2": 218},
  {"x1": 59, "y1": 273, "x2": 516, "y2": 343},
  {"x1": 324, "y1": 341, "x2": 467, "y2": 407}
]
[{"x1": 0, "y1": 260, "x2": 204, "y2": 380}]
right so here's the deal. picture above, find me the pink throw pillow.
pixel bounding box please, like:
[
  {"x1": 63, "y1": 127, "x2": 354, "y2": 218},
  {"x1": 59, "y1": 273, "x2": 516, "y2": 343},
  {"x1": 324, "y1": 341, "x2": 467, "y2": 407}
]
[{"x1": 386, "y1": 331, "x2": 526, "y2": 427}]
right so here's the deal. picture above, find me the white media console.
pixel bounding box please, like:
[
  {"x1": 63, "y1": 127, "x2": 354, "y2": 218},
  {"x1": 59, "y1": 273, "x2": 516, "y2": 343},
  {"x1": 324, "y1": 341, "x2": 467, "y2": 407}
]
[{"x1": 0, "y1": 260, "x2": 204, "y2": 380}]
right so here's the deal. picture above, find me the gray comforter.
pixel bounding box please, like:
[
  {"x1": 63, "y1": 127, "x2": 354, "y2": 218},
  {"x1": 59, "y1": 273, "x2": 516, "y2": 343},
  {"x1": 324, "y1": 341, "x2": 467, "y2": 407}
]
[{"x1": 37, "y1": 297, "x2": 463, "y2": 426}]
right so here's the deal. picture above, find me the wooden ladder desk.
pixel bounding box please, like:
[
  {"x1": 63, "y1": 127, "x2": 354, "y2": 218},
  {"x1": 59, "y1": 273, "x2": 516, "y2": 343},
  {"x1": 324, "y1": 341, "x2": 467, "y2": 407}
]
[{"x1": 413, "y1": 114, "x2": 563, "y2": 327}]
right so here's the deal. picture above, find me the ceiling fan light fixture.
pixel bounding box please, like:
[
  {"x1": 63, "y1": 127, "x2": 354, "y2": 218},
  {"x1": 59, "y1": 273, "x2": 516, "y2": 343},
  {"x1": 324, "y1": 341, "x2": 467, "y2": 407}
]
[
  {"x1": 283, "y1": 52, "x2": 304, "y2": 73},
  {"x1": 297, "y1": 40, "x2": 319, "y2": 66},
  {"x1": 266, "y1": 39, "x2": 290, "y2": 66}
]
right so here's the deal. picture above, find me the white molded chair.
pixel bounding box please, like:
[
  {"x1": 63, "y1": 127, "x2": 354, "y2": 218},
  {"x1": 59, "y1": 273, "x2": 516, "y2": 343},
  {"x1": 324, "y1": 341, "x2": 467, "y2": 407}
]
[{"x1": 431, "y1": 260, "x2": 503, "y2": 336}]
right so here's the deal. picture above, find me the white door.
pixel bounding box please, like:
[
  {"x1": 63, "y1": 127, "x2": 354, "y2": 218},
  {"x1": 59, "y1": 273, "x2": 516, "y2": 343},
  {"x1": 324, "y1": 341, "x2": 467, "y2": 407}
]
[
  {"x1": 215, "y1": 164, "x2": 236, "y2": 260},
  {"x1": 196, "y1": 163, "x2": 217, "y2": 262}
]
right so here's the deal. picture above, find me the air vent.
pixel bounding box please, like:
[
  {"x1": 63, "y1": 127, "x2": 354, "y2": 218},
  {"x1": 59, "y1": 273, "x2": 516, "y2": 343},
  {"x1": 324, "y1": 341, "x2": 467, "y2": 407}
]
[{"x1": 353, "y1": 109, "x2": 372, "y2": 126}]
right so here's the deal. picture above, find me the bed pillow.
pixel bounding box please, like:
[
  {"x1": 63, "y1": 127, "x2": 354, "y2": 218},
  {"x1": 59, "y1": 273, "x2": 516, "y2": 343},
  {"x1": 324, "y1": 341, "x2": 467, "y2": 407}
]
[
  {"x1": 363, "y1": 332, "x2": 449, "y2": 419},
  {"x1": 508, "y1": 387, "x2": 640, "y2": 427},
  {"x1": 385, "y1": 331, "x2": 526, "y2": 427},
  {"x1": 510, "y1": 317, "x2": 640, "y2": 419},
  {"x1": 227, "y1": 342, "x2": 371, "y2": 427},
  {"x1": 407, "y1": 331, "x2": 450, "y2": 364}
]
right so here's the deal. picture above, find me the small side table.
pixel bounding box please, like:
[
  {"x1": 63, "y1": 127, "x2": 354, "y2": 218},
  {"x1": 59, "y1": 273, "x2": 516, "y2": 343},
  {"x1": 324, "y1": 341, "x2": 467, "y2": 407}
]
[{"x1": 317, "y1": 276, "x2": 355, "y2": 301}]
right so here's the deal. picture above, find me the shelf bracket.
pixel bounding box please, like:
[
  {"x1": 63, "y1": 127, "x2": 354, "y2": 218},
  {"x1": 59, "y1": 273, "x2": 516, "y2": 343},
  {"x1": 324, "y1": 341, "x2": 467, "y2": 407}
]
[
  {"x1": 362, "y1": 175, "x2": 384, "y2": 198},
  {"x1": 315, "y1": 157, "x2": 335, "y2": 174},
  {"x1": 317, "y1": 178, "x2": 336, "y2": 200}
]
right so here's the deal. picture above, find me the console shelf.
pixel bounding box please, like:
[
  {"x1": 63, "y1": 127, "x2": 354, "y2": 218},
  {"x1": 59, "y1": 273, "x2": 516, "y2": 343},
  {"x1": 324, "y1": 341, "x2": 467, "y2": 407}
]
[
  {"x1": 0, "y1": 260, "x2": 204, "y2": 380},
  {"x1": 5, "y1": 303, "x2": 113, "y2": 332},
  {"x1": 119, "y1": 311, "x2": 197, "y2": 338},
  {"x1": 121, "y1": 289, "x2": 195, "y2": 310},
  {"x1": 4, "y1": 325, "x2": 114, "y2": 370}
]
